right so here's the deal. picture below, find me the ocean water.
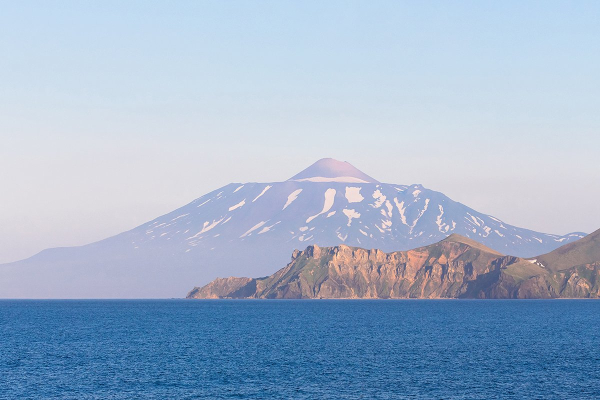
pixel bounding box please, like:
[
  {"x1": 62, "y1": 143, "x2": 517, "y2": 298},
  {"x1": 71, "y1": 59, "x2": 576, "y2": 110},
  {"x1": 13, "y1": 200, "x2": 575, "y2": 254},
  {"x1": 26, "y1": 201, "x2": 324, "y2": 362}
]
[{"x1": 1, "y1": 300, "x2": 599, "y2": 399}]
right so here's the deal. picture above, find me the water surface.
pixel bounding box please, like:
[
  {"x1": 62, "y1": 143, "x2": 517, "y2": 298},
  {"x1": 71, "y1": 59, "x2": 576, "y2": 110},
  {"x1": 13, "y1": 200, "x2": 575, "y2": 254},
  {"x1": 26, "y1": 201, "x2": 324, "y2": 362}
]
[{"x1": 1, "y1": 300, "x2": 599, "y2": 399}]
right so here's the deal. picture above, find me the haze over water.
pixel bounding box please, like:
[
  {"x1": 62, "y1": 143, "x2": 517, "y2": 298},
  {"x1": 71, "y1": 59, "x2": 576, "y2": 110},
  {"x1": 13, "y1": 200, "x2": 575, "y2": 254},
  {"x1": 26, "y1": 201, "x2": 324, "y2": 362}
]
[{"x1": 2, "y1": 300, "x2": 599, "y2": 399}]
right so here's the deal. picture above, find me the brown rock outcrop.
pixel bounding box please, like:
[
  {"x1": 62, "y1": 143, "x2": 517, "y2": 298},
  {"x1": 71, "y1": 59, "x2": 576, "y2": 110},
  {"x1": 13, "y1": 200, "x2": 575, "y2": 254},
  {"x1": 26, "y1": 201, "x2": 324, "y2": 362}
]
[{"x1": 187, "y1": 232, "x2": 600, "y2": 299}]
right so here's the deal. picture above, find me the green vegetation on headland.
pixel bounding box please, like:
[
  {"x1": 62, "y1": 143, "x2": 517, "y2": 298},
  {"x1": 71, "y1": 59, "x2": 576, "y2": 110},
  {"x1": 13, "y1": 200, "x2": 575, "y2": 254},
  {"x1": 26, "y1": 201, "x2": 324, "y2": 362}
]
[{"x1": 188, "y1": 229, "x2": 600, "y2": 299}]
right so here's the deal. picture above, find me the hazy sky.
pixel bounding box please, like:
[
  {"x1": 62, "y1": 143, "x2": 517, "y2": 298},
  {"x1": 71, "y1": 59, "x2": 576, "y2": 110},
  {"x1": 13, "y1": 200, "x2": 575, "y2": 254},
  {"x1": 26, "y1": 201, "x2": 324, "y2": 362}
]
[{"x1": 1, "y1": 1, "x2": 599, "y2": 263}]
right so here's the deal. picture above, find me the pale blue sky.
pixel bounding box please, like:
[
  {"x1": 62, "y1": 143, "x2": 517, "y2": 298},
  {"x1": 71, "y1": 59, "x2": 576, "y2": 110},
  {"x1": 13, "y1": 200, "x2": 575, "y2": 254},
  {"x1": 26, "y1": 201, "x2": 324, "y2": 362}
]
[{"x1": 1, "y1": 1, "x2": 599, "y2": 263}]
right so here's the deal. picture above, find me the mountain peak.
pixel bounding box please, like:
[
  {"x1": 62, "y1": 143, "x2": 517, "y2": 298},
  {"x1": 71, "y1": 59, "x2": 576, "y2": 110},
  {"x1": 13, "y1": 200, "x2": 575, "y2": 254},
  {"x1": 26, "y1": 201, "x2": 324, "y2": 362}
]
[
  {"x1": 288, "y1": 158, "x2": 379, "y2": 183},
  {"x1": 441, "y1": 233, "x2": 504, "y2": 255}
]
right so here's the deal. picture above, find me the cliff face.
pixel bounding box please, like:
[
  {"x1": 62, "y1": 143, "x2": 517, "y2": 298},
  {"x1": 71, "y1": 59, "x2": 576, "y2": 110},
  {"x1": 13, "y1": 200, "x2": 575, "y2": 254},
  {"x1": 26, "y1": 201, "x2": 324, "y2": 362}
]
[
  {"x1": 187, "y1": 232, "x2": 600, "y2": 300},
  {"x1": 256, "y1": 238, "x2": 502, "y2": 299},
  {"x1": 186, "y1": 277, "x2": 256, "y2": 299},
  {"x1": 498, "y1": 228, "x2": 600, "y2": 299},
  {"x1": 466, "y1": 263, "x2": 600, "y2": 299}
]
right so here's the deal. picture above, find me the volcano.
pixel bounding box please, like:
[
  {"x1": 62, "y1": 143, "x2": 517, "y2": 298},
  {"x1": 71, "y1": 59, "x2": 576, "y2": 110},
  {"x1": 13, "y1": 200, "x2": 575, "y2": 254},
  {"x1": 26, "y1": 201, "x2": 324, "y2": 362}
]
[{"x1": 0, "y1": 158, "x2": 585, "y2": 298}]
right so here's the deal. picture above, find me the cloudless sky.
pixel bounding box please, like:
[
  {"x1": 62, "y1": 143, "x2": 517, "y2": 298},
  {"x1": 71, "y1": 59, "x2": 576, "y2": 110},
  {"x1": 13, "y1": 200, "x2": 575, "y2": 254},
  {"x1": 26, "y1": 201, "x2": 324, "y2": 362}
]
[{"x1": 1, "y1": 1, "x2": 599, "y2": 263}]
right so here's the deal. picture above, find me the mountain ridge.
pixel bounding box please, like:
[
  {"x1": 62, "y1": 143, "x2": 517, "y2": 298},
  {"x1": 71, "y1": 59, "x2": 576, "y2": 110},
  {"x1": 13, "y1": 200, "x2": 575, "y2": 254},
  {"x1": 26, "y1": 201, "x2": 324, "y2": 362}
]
[
  {"x1": 0, "y1": 159, "x2": 587, "y2": 298},
  {"x1": 535, "y1": 228, "x2": 600, "y2": 272},
  {"x1": 188, "y1": 232, "x2": 600, "y2": 299}
]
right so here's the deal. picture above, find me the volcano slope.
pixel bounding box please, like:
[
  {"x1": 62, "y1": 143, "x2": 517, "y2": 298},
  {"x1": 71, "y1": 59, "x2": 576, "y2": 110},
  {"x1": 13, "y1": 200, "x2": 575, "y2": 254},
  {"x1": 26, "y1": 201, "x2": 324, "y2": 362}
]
[{"x1": 0, "y1": 158, "x2": 586, "y2": 298}]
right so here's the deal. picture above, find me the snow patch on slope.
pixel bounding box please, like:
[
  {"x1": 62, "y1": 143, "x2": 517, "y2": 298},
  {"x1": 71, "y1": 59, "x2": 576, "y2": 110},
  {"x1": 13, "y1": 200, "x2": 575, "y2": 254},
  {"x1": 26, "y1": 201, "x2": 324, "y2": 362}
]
[
  {"x1": 436, "y1": 205, "x2": 448, "y2": 233},
  {"x1": 371, "y1": 190, "x2": 386, "y2": 208},
  {"x1": 228, "y1": 200, "x2": 246, "y2": 211},
  {"x1": 343, "y1": 209, "x2": 361, "y2": 227},
  {"x1": 283, "y1": 189, "x2": 303, "y2": 210},
  {"x1": 240, "y1": 221, "x2": 267, "y2": 238},
  {"x1": 306, "y1": 189, "x2": 336, "y2": 223},
  {"x1": 410, "y1": 199, "x2": 430, "y2": 232},
  {"x1": 170, "y1": 213, "x2": 189, "y2": 222},
  {"x1": 258, "y1": 221, "x2": 281, "y2": 234},
  {"x1": 394, "y1": 198, "x2": 408, "y2": 226},
  {"x1": 196, "y1": 199, "x2": 211, "y2": 208},
  {"x1": 187, "y1": 218, "x2": 224, "y2": 239},
  {"x1": 384, "y1": 200, "x2": 393, "y2": 218},
  {"x1": 345, "y1": 187, "x2": 364, "y2": 203},
  {"x1": 253, "y1": 185, "x2": 272, "y2": 202}
]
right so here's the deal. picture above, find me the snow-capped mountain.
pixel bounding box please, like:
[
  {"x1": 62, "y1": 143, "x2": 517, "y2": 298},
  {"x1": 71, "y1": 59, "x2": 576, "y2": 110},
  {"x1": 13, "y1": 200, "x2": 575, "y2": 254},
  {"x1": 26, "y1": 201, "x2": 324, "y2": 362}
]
[{"x1": 0, "y1": 158, "x2": 585, "y2": 298}]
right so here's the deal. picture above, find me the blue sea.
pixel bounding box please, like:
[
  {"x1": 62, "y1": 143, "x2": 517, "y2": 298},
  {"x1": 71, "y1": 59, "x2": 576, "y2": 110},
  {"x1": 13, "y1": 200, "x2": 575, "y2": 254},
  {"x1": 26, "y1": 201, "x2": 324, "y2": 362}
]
[{"x1": 1, "y1": 300, "x2": 599, "y2": 399}]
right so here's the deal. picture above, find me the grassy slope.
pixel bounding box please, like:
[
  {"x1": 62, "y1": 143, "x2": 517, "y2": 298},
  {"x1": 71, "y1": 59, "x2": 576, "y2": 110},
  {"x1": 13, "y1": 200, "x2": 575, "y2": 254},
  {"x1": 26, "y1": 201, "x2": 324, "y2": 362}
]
[
  {"x1": 503, "y1": 260, "x2": 547, "y2": 283},
  {"x1": 536, "y1": 228, "x2": 600, "y2": 271},
  {"x1": 440, "y1": 234, "x2": 504, "y2": 256}
]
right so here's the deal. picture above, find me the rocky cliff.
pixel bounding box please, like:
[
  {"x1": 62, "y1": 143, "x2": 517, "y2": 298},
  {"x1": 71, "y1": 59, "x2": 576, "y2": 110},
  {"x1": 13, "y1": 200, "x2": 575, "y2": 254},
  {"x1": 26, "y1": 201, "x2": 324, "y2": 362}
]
[{"x1": 187, "y1": 231, "x2": 600, "y2": 299}]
